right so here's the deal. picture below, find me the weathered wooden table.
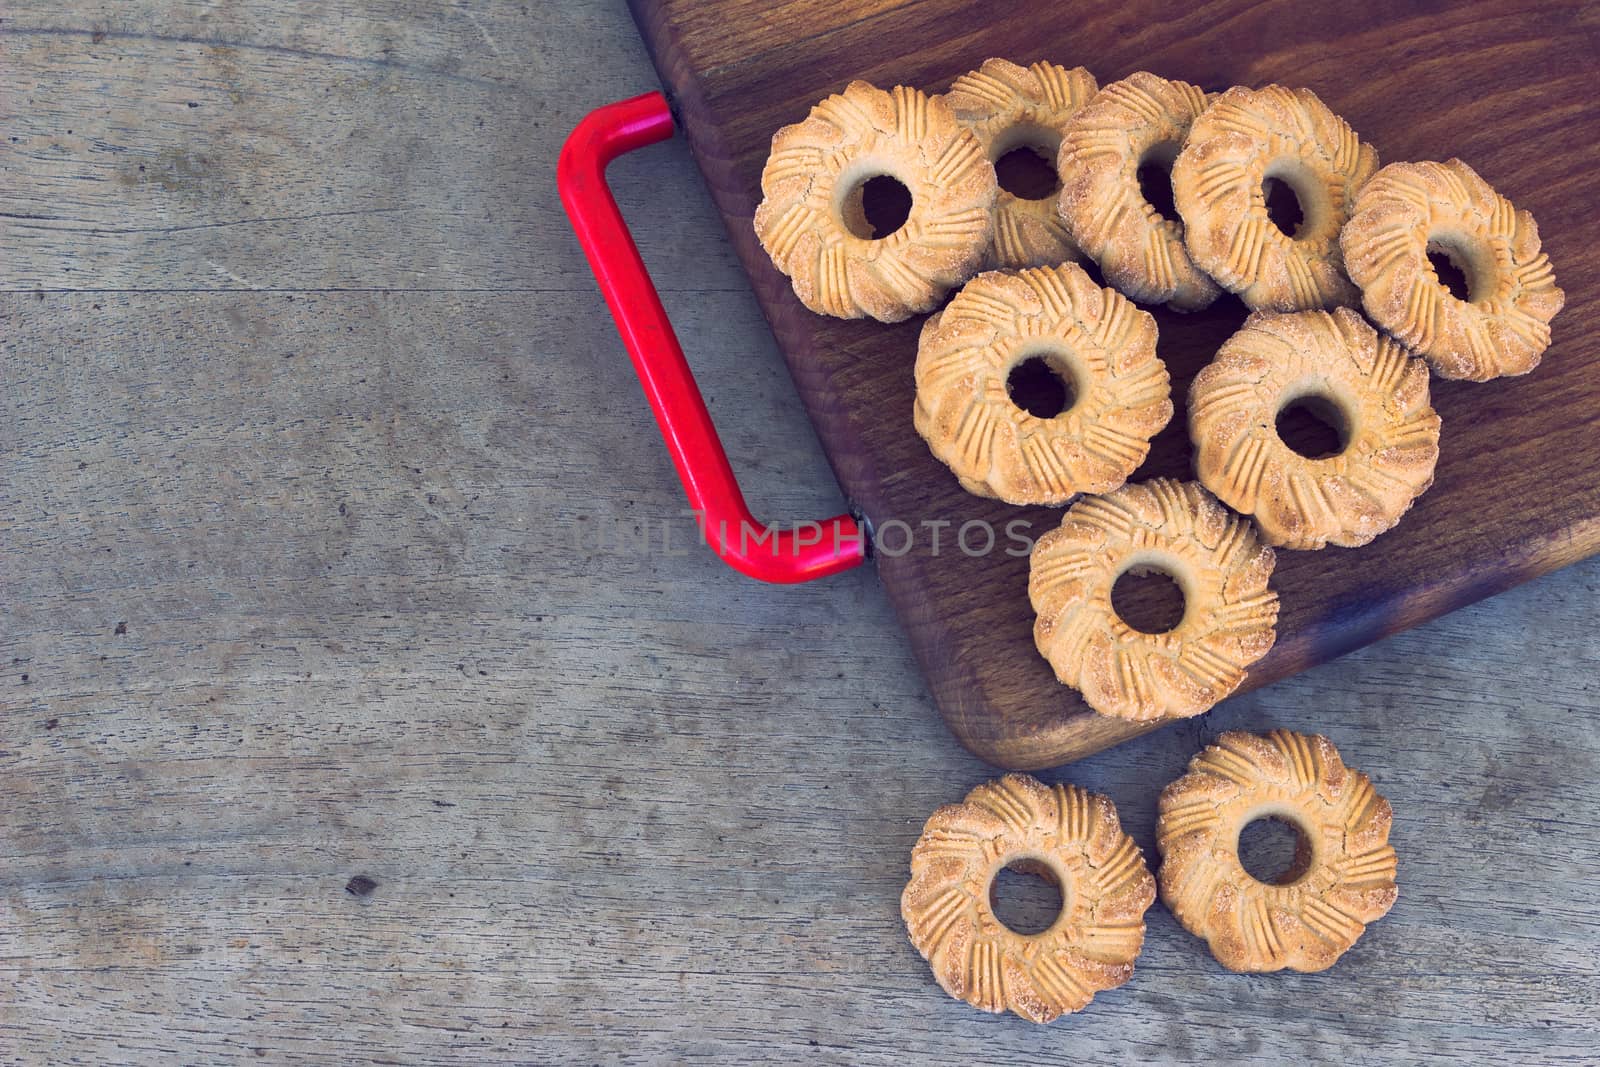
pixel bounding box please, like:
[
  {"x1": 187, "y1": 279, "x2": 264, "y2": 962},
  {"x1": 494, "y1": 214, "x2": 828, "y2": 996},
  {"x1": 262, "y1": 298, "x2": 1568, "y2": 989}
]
[{"x1": 2, "y1": 3, "x2": 1596, "y2": 1063}]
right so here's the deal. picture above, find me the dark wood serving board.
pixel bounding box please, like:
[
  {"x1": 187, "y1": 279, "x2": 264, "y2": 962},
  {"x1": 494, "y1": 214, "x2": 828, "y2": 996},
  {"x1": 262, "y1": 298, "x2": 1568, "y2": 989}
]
[{"x1": 626, "y1": 0, "x2": 1600, "y2": 768}]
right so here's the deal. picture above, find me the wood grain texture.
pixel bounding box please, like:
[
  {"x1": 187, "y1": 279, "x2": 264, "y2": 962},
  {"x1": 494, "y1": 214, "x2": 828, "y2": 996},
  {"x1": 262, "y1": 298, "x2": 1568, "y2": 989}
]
[
  {"x1": 630, "y1": 0, "x2": 1600, "y2": 766},
  {"x1": 2, "y1": 1, "x2": 1598, "y2": 1063}
]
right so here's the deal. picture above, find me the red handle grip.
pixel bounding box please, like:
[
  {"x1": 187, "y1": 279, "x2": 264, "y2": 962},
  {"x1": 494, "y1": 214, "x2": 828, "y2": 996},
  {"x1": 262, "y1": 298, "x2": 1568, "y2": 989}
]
[{"x1": 558, "y1": 92, "x2": 866, "y2": 583}]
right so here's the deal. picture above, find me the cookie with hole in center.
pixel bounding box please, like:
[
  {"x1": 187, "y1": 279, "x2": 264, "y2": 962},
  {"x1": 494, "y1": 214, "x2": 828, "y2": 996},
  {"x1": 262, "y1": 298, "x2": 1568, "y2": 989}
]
[
  {"x1": 1156, "y1": 730, "x2": 1398, "y2": 973},
  {"x1": 1341, "y1": 158, "x2": 1564, "y2": 381},
  {"x1": 1057, "y1": 71, "x2": 1221, "y2": 311},
  {"x1": 754, "y1": 80, "x2": 997, "y2": 322},
  {"x1": 1172, "y1": 84, "x2": 1378, "y2": 311},
  {"x1": 902, "y1": 773, "x2": 1155, "y2": 1022},
  {"x1": 1189, "y1": 308, "x2": 1441, "y2": 550},
  {"x1": 1028, "y1": 478, "x2": 1279, "y2": 721},
  {"x1": 942, "y1": 59, "x2": 1099, "y2": 269},
  {"x1": 914, "y1": 263, "x2": 1171, "y2": 506}
]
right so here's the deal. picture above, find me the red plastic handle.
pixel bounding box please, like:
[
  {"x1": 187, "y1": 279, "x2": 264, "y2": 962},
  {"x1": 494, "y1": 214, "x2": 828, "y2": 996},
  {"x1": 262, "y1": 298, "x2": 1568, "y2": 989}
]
[{"x1": 558, "y1": 92, "x2": 866, "y2": 583}]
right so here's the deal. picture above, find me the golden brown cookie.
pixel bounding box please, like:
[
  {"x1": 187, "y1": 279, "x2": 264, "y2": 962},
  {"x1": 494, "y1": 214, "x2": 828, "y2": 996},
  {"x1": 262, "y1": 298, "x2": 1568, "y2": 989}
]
[
  {"x1": 1156, "y1": 730, "x2": 1398, "y2": 973},
  {"x1": 914, "y1": 264, "x2": 1171, "y2": 505},
  {"x1": 1057, "y1": 72, "x2": 1222, "y2": 311},
  {"x1": 1172, "y1": 85, "x2": 1378, "y2": 311},
  {"x1": 1341, "y1": 158, "x2": 1564, "y2": 381},
  {"x1": 943, "y1": 59, "x2": 1099, "y2": 269},
  {"x1": 902, "y1": 774, "x2": 1155, "y2": 1022},
  {"x1": 1028, "y1": 479, "x2": 1279, "y2": 721},
  {"x1": 1189, "y1": 308, "x2": 1441, "y2": 550},
  {"x1": 753, "y1": 81, "x2": 997, "y2": 322}
]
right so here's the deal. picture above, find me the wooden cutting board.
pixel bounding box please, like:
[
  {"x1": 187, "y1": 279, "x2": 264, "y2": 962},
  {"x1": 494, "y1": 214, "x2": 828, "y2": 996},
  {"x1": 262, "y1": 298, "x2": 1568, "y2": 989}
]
[{"x1": 626, "y1": 0, "x2": 1600, "y2": 768}]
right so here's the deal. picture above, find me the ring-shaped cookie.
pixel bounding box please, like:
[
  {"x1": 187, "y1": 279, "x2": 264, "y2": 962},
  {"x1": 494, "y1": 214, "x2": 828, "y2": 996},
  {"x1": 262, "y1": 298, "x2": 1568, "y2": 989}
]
[
  {"x1": 1028, "y1": 478, "x2": 1279, "y2": 721},
  {"x1": 1173, "y1": 84, "x2": 1378, "y2": 311},
  {"x1": 1156, "y1": 730, "x2": 1398, "y2": 973},
  {"x1": 914, "y1": 264, "x2": 1171, "y2": 505},
  {"x1": 1189, "y1": 308, "x2": 1441, "y2": 550},
  {"x1": 754, "y1": 80, "x2": 997, "y2": 322},
  {"x1": 1057, "y1": 72, "x2": 1221, "y2": 311},
  {"x1": 943, "y1": 59, "x2": 1099, "y2": 269},
  {"x1": 902, "y1": 774, "x2": 1155, "y2": 1022},
  {"x1": 1340, "y1": 158, "x2": 1564, "y2": 381}
]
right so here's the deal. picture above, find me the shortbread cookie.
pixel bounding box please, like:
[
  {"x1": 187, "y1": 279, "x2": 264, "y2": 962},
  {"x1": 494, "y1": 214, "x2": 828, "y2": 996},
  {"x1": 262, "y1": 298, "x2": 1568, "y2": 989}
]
[
  {"x1": 1341, "y1": 158, "x2": 1564, "y2": 381},
  {"x1": 902, "y1": 774, "x2": 1155, "y2": 1022},
  {"x1": 754, "y1": 81, "x2": 997, "y2": 322},
  {"x1": 914, "y1": 264, "x2": 1171, "y2": 505},
  {"x1": 1028, "y1": 479, "x2": 1278, "y2": 721},
  {"x1": 1173, "y1": 85, "x2": 1378, "y2": 310},
  {"x1": 943, "y1": 59, "x2": 1099, "y2": 269},
  {"x1": 1189, "y1": 308, "x2": 1441, "y2": 550},
  {"x1": 1057, "y1": 72, "x2": 1221, "y2": 311},
  {"x1": 1156, "y1": 730, "x2": 1398, "y2": 973}
]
